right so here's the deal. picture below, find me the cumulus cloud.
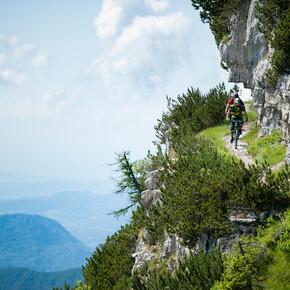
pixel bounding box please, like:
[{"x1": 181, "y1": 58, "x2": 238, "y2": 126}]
[
  {"x1": 89, "y1": 0, "x2": 194, "y2": 92},
  {"x1": 94, "y1": 0, "x2": 123, "y2": 39},
  {"x1": 145, "y1": 0, "x2": 170, "y2": 12},
  {"x1": 94, "y1": 0, "x2": 172, "y2": 42}
]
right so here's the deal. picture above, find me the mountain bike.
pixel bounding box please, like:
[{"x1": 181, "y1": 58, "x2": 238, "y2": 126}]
[{"x1": 231, "y1": 119, "x2": 244, "y2": 149}]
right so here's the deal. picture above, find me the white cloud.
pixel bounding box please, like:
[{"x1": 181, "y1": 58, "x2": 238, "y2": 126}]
[
  {"x1": 145, "y1": 0, "x2": 170, "y2": 12},
  {"x1": 14, "y1": 43, "x2": 35, "y2": 59},
  {"x1": 0, "y1": 69, "x2": 27, "y2": 84},
  {"x1": 31, "y1": 49, "x2": 49, "y2": 67},
  {"x1": 14, "y1": 44, "x2": 49, "y2": 67},
  {"x1": 89, "y1": 1, "x2": 194, "y2": 91},
  {"x1": 0, "y1": 35, "x2": 49, "y2": 86},
  {"x1": 0, "y1": 34, "x2": 18, "y2": 46},
  {"x1": 94, "y1": 0, "x2": 123, "y2": 39},
  {"x1": 94, "y1": 0, "x2": 171, "y2": 42},
  {"x1": 9, "y1": 35, "x2": 19, "y2": 45}
]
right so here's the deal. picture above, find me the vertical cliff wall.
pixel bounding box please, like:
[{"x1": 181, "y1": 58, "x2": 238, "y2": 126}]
[{"x1": 220, "y1": 0, "x2": 290, "y2": 163}]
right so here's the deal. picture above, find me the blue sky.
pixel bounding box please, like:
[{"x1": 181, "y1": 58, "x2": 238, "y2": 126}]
[{"x1": 0, "y1": 0, "x2": 251, "y2": 184}]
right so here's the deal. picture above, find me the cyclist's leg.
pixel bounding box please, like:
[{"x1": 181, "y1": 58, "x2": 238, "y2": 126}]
[
  {"x1": 238, "y1": 118, "x2": 243, "y2": 135},
  {"x1": 230, "y1": 120, "x2": 234, "y2": 143}
]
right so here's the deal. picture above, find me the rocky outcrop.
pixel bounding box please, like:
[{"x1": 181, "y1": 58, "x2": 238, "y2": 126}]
[
  {"x1": 220, "y1": 0, "x2": 290, "y2": 163},
  {"x1": 141, "y1": 170, "x2": 162, "y2": 216},
  {"x1": 132, "y1": 169, "x2": 191, "y2": 272}
]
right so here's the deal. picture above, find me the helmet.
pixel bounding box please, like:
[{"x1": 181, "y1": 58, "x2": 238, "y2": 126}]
[{"x1": 234, "y1": 98, "x2": 240, "y2": 105}]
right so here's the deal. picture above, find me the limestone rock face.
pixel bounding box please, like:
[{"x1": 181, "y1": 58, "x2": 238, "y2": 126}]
[
  {"x1": 132, "y1": 170, "x2": 190, "y2": 272},
  {"x1": 141, "y1": 169, "x2": 162, "y2": 216},
  {"x1": 220, "y1": 0, "x2": 290, "y2": 163},
  {"x1": 131, "y1": 238, "x2": 155, "y2": 273}
]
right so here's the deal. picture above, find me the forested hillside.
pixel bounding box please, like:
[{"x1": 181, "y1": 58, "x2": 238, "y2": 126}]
[{"x1": 0, "y1": 214, "x2": 91, "y2": 272}]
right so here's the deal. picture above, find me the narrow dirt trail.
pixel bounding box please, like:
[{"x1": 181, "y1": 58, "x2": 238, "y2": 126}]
[{"x1": 223, "y1": 103, "x2": 255, "y2": 168}]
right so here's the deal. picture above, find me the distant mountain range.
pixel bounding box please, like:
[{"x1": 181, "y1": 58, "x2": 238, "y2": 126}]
[
  {"x1": 0, "y1": 214, "x2": 91, "y2": 272},
  {"x1": 0, "y1": 267, "x2": 82, "y2": 290},
  {"x1": 0, "y1": 191, "x2": 130, "y2": 248},
  {"x1": 0, "y1": 177, "x2": 113, "y2": 200}
]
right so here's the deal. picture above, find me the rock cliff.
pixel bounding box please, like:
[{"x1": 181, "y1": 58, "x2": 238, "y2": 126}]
[
  {"x1": 132, "y1": 0, "x2": 289, "y2": 272},
  {"x1": 220, "y1": 0, "x2": 290, "y2": 163}
]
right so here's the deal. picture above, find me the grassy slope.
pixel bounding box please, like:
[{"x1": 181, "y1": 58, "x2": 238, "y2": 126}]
[
  {"x1": 242, "y1": 127, "x2": 286, "y2": 166},
  {"x1": 197, "y1": 123, "x2": 230, "y2": 155}
]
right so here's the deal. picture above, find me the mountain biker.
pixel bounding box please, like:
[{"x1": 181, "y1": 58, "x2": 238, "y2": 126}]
[
  {"x1": 225, "y1": 92, "x2": 245, "y2": 114},
  {"x1": 226, "y1": 98, "x2": 248, "y2": 143}
]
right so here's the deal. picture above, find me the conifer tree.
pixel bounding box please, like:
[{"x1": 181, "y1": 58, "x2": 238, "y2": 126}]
[{"x1": 110, "y1": 151, "x2": 147, "y2": 218}]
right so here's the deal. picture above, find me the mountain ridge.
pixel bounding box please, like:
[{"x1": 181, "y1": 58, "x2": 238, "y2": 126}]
[
  {"x1": 0, "y1": 190, "x2": 130, "y2": 248},
  {"x1": 0, "y1": 214, "x2": 91, "y2": 272}
]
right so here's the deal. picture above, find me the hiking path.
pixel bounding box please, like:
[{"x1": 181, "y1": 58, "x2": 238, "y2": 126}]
[{"x1": 223, "y1": 103, "x2": 255, "y2": 168}]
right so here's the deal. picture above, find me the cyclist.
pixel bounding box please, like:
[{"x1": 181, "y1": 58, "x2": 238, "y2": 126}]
[
  {"x1": 226, "y1": 98, "x2": 248, "y2": 143},
  {"x1": 225, "y1": 92, "x2": 245, "y2": 114}
]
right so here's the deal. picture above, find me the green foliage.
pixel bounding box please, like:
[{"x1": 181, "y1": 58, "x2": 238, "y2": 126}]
[
  {"x1": 214, "y1": 210, "x2": 290, "y2": 289},
  {"x1": 247, "y1": 130, "x2": 287, "y2": 166},
  {"x1": 154, "y1": 83, "x2": 230, "y2": 145},
  {"x1": 191, "y1": 0, "x2": 243, "y2": 45},
  {"x1": 132, "y1": 247, "x2": 224, "y2": 289},
  {"x1": 242, "y1": 123, "x2": 259, "y2": 145},
  {"x1": 73, "y1": 281, "x2": 91, "y2": 290},
  {"x1": 82, "y1": 223, "x2": 137, "y2": 290},
  {"x1": 110, "y1": 151, "x2": 147, "y2": 218},
  {"x1": 53, "y1": 280, "x2": 92, "y2": 290},
  {"x1": 197, "y1": 123, "x2": 231, "y2": 155},
  {"x1": 145, "y1": 132, "x2": 289, "y2": 247},
  {"x1": 245, "y1": 103, "x2": 257, "y2": 122},
  {"x1": 255, "y1": 1, "x2": 290, "y2": 88}
]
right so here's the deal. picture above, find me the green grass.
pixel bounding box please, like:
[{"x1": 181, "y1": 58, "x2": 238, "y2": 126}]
[
  {"x1": 246, "y1": 130, "x2": 286, "y2": 166},
  {"x1": 245, "y1": 100, "x2": 257, "y2": 121},
  {"x1": 197, "y1": 123, "x2": 230, "y2": 155},
  {"x1": 273, "y1": 164, "x2": 289, "y2": 181},
  {"x1": 197, "y1": 101, "x2": 256, "y2": 154},
  {"x1": 241, "y1": 102, "x2": 286, "y2": 167},
  {"x1": 247, "y1": 110, "x2": 256, "y2": 122},
  {"x1": 242, "y1": 123, "x2": 259, "y2": 144}
]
